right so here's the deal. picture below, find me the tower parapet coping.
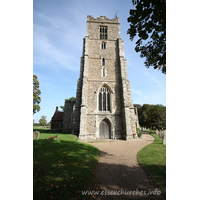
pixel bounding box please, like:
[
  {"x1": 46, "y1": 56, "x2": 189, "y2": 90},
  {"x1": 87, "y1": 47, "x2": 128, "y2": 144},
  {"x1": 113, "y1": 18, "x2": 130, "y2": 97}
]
[{"x1": 87, "y1": 15, "x2": 119, "y2": 24}]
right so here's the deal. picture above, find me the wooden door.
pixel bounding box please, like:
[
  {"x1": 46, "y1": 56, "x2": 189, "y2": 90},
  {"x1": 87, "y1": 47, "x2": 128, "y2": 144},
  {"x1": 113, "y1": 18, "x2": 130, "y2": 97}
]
[{"x1": 99, "y1": 120, "x2": 110, "y2": 139}]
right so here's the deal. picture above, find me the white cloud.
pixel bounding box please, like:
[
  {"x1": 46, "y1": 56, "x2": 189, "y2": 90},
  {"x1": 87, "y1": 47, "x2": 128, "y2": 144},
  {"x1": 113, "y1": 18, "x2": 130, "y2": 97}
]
[
  {"x1": 33, "y1": 11, "x2": 84, "y2": 71},
  {"x1": 131, "y1": 86, "x2": 166, "y2": 105},
  {"x1": 144, "y1": 70, "x2": 166, "y2": 88},
  {"x1": 131, "y1": 88, "x2": 145, "y2": 98}
]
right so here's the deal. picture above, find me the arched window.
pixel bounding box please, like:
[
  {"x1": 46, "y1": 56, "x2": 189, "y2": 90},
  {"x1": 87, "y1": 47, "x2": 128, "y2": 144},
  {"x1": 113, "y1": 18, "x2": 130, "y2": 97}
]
[{"x1": 98, "y1": 85, "x2": 110, "y2": 111}]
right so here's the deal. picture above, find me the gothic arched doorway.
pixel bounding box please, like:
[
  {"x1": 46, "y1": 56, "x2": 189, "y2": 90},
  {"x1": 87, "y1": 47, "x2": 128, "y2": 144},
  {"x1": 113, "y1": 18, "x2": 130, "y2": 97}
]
[{"x1": 99, "y1": 119, "x2": 111, "y2": 139}]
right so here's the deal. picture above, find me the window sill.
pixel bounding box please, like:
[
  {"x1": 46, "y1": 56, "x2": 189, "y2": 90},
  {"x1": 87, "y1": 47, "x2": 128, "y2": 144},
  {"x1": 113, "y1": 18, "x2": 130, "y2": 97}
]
[{"x1": 98, "y1": 111, "x2": 111, "y2": 114}]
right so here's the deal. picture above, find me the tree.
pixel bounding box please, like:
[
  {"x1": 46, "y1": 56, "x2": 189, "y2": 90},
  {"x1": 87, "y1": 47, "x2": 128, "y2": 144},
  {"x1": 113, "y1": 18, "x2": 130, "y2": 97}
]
[
  {"x1": 47, "y1": 121, "x2": 51, "y2": 126},
  {"x1": 127, "y1": 0, "x2": 166, "y2": 74},
  {"x1": 139, "y1": 104, "x2": 151, "y2": 127},
  {"x1": 33, "y1": 74, "x2": 41, "y2": 114},
  {"x1": 66, "y1": 97, "x2": 76, "y2": 101},
  {"x1": 136, "y1": 104, "x2": 166, "y2": 129},
  {"x1": 147, "y1": 104, "x2": 166, "y2": 129},
  {"x1": 60, "y1": 97, "x2": 76, "y2": 111},
  {"x1": 39, "y1": 115, "x2": 47, "y2": 127}
]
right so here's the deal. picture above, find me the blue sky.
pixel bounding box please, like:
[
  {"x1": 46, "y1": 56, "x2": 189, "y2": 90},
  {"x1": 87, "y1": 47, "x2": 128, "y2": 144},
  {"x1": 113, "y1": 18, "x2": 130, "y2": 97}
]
[{"x1": 33, "y1": 0, "x2": 166, "y2": 123}]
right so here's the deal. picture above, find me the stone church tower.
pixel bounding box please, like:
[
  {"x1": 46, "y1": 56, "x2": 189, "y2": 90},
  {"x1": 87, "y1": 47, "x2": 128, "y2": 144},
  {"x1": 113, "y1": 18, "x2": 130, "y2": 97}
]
[{"x1": 62, "y1": 16, "x2": 139, "y2": 141}]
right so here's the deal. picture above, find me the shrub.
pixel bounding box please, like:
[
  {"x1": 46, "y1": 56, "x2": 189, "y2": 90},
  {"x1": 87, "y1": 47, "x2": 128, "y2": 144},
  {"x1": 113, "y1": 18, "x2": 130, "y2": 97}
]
[
  {"x1": 138, "y1": 131, "x2": 142, "y2": 138},
  {"x1": 136, "y1": 127, "x2": 141, "y2": 134}
]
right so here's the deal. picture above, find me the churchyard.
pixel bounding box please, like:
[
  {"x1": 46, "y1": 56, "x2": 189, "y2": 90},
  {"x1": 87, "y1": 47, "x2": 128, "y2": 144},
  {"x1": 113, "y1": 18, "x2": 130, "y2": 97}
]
[
  {"x1": 33, "y1": 128, "x2": 166, "y2": 198},
  {"x1": 137, "y1": 130, "x2": 166, "y2": 195},
  {"x1": 33, "y1": 128, "x2": 100, "y2": 199}
]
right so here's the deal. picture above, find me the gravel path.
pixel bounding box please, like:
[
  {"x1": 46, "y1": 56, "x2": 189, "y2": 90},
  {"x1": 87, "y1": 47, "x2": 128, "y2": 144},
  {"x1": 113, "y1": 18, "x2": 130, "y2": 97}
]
[{"x1": 89, "y1": 133, "x2": 165, "y2": 200}]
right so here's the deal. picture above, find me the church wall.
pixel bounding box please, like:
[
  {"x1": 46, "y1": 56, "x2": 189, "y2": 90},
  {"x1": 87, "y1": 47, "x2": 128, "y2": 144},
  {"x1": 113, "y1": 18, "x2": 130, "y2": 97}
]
[
  {"x1": 86, "y1": 82, "x2": 97, "y2": 113},
  {"x1": 114, "y1": 115, "x2": 124, "y2": 139},
  {"x1": 86, "y1": 114, "x2": 96, "y2": 133},
  {"x1": 62, "y1": 101, "x2": 76, "y2": 133},
  {"x1": 87, "y1": 58, "x2": 119, "y2": 80},
  {"x1": 88, "y1": 40, "x2": 118, "y2": 59}
]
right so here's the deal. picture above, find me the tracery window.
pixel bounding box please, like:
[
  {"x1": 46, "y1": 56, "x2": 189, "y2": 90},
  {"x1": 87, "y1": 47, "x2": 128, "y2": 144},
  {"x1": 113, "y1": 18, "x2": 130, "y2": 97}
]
[{"x1": 98, "y1": 85, "x2": 110, "y2": 111}]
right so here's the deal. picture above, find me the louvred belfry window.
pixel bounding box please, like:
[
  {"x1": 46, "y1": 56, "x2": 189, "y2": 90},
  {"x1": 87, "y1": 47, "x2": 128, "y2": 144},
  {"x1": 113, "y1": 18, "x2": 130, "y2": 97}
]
[
  {"x1": 100, "y1": 26, "x2": 107, "y2": 39},
  {"x1": 98, "y1": 85, "x2": 110, "y2": 111}
]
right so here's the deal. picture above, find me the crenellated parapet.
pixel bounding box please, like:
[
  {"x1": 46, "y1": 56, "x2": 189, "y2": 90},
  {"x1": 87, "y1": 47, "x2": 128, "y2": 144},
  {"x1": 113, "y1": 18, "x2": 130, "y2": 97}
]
[{"x1": 87, "y1": 15, "x2": 119, "y2": 24}]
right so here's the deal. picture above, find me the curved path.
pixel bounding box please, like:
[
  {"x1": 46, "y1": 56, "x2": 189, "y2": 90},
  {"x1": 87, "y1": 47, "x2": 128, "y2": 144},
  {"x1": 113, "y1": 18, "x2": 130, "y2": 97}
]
[{"x1": 90, "y1": 133, "x2": 165, "y2": 200}]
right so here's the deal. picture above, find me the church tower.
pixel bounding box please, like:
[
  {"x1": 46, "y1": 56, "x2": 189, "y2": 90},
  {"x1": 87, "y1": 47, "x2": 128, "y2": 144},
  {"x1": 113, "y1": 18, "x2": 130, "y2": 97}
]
[{"x1": 63, "y1": 16, "x2": 139, "y2": 140}]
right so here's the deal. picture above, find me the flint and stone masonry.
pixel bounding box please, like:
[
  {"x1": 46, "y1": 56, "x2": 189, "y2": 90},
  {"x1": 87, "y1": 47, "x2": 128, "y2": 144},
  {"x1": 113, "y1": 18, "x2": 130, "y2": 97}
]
[{"x1": 62, "y1": 16, "x2": 139, "y2": 141}]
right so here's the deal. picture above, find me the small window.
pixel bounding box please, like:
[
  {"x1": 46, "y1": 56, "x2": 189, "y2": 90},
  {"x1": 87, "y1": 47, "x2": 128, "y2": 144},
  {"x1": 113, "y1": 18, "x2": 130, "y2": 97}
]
[
  {"x1": 100, "y1": 26, "x2": 107, "y2": 39},
  {"x1": 103, "y1": 68, "x2": 105, "y2": 77},
  {"x1": 101, "y1": 42, "x2": 106, "y2": 49},
  {"x1": 102, "y1": 58, "x2": 105, "y2": 66}
]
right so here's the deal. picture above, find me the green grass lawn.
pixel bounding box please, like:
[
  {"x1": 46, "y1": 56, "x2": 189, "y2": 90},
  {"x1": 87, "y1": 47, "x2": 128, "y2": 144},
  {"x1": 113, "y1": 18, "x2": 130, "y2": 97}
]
[
  {"x1": 137, "y1": 133, "x2": 166, "y2": 195},
  {"x1": 33, "y1": 128, "x2": 100, "y2": 199}
]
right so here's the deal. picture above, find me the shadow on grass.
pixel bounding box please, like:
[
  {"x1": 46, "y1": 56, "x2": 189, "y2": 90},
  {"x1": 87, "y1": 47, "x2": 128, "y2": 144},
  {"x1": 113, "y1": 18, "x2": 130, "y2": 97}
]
[
  {"x1": 33, "y1": 133, "x2": 166, "y2": 200},
  {"x1": 33, "y1": 138, "x2": 99, "y2": 200},
  {"x1": 33, "y1": 128, "x2": 70, "y2": 134},
  {"x1": 94, "y1": 161, "x2": 166, "y2": 200}
]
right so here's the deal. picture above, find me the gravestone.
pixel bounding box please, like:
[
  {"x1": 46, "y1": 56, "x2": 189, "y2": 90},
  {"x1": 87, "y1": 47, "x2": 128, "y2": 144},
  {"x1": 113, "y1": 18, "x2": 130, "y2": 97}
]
[
  {"x1": 163, "y1": 134, "x2": 166, "y2": 144},
  {"x1": 155, "y1": 129, "x2": 159, "y2": 135},
  {"x1": 163, "y1": 130, "x2": 166, "y2": 144},
  {"x1": 158, "y1": 130, "x2": 166, "y2": 144},
  {"x1": 158, "y1": 130, "x2": 165, "y2": 140},
  {"x1": 33, "y1": 131, "x2": 40, "y2": 139}
]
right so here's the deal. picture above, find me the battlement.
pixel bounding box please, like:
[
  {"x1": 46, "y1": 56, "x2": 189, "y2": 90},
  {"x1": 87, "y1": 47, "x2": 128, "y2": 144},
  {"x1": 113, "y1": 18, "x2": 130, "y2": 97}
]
[
  {"x1": 87, "y1": 15, "x2": 119, "y2": 24},
  {"x1": 86, "y1": 15, "x2": 120, "y2": 39}
]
